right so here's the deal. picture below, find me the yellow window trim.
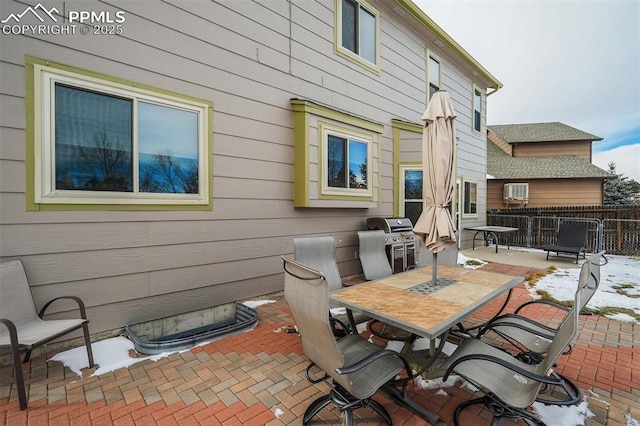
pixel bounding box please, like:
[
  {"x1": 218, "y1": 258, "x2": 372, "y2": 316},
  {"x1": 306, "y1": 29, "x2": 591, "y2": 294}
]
[
  {"x1": 334, "y1": 0, "x2": 381, "y2": 74},
  {"x1": 292, "y1": 99, "x2": 382, "y2": 207},
  {"x1": 25, "y1": 55, "x2": 214, "y2": 211}
]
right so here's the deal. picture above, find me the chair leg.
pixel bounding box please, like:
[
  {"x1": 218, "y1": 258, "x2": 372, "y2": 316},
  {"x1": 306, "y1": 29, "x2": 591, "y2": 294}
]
[
  {"x1": 453, "y1": 396, "x2": 484, "y2": 426},
  {"x1": 454, "y1": 395, "x2": 546, "y2": 426},
  {"x1": 344, "y1": 409, "x2": 354, "y2": 426},
  {"x1": 303, "y1": 394, "x2": 332, "y2": 425},
  {"x1": 10, "y1": 342, "x2": 28, "y2": 410},
  {"x1": 82, "y1": 323, "x2": 95, "y2": 368},
  {"x1": 535, "y1": 371, "x2": 581, "y2": 406},
  {"x1": 367, "y1": 398, "x2": 393, "y2": 425}
]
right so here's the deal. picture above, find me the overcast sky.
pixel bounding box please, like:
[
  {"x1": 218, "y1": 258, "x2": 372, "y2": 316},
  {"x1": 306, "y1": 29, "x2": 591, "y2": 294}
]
[{"x1": 414, "y1": 0, "x2": 640, "y2": 181}]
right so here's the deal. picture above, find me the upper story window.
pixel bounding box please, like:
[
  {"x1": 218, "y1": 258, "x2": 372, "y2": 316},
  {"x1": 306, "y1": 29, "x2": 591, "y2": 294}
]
[
  {"x1": 321, "y1": 124, "x2": 372, "y2": 197},
  {"x1": 463, "y1": 178, "x2": 478, "y2": 217},
  {"x1": 427, "y1": 52, "x2": 441, "y2": 100},
  {"x1": 473, "y1": 85, "x2": 482, "y2": 132},
  {"x1": 336, "y1": 0, "x2": 380, "y2": 72},
  {"x1": 29, "y1": 58, "x2": 212, "y2": 209}
]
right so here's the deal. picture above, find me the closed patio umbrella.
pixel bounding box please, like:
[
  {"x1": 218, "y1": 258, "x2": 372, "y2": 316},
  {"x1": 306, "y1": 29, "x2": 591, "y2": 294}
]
[{"x1": 413, "y1": 90, "x2": 457, "y2": 285}]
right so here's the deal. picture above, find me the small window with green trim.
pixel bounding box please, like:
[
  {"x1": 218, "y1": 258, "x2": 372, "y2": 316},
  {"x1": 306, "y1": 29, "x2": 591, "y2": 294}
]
[
  {"x1": 336, "y1": 0, "x2": 380, "y2": 71},
  {"x1": 320, "y1": 124, "x2": 372, "y2": 197},
  {"x1": 29, "y1": 60, "x2": 212, "y2": 209}
]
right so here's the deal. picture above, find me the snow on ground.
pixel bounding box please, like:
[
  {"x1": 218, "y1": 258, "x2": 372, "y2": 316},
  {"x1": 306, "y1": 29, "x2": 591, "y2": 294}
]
[
  {"x1": 528, "y1": 254, "x2": 640, "y2": 323},
  {"x1": 459, "y1": 251, "x2": 640, "y2": 324}
]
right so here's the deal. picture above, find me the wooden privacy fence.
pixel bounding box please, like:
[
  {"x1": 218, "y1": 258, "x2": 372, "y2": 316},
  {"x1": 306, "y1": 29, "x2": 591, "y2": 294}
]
[{"x1": 488, "y1": 209, "x2": 640, "y2": 256}]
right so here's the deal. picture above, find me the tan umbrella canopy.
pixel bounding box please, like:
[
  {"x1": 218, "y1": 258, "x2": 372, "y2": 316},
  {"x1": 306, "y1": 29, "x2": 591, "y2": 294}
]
[{"x1": 413, "y1": 91, "x2": 457, "y2": 283}]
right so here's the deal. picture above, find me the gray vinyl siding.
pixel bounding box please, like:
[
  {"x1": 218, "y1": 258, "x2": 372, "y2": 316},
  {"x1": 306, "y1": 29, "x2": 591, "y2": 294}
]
[{"x1": 0, "y1": 0, "x2": 495, "y2": 336}]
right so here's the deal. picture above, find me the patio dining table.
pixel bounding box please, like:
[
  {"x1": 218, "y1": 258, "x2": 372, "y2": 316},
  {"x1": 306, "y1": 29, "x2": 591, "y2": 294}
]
[
  {"x1": 329, "y1": 265, "x2": 523, "y2": 424},
  {"x1": 465, "y1": 225, "x2": 519, "y2": 253}
]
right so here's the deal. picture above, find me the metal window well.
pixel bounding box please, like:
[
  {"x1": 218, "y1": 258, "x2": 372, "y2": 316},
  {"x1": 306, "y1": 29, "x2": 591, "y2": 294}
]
[{"x1": 122, "y1": 303, "x2": 258, "y2": 355}]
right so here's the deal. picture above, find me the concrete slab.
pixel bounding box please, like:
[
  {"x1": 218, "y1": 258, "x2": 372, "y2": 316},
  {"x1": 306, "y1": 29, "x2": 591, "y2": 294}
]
[{"x1": 460, "y1": 246, "x2": 583, "y2": 270}]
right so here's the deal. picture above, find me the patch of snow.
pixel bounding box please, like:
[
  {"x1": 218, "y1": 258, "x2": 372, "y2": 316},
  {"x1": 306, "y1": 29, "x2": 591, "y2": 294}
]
[
  {"x1": 457, "y1": 252, "x2": 487, "y2": 269},
  {"x1": 626, "y1": 413, "x2": 640, "y2": 426},
  {"x1": 605, "y1": 313, "x2": 638, "y2": 323},
  {"x1": 50, "y1": 336, "x2": 178, "y2": 377},
  {"x1": 384, "y1": 340, "x2": 405, "y2": 353},
  {"x1": 242, "y1": 299, "x2": 276, "y2": 308},
  {"x1": 414, "y1": 374, "x2": 461, "y2": 390},
  {"x1": 529, "y1": 255, "x2": 640, "y2": 323},
  {"x1": 532, "y1": 399, "x2": 594, "y2": 426},
  {"x1": 274, "y1": 408, "x2": 285, "y2": 418}
]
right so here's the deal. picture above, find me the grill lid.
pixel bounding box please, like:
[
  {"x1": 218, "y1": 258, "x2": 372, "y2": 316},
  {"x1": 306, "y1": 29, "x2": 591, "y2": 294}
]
[{"x1": 366, "y1": 217, "x2": 414, "y2": 233}]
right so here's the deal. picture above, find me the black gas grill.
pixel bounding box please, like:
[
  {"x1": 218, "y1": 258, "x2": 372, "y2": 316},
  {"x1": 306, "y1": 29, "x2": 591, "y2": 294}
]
[{"x1": 366, "y1": 217, "x2": 417, "y2": 273}]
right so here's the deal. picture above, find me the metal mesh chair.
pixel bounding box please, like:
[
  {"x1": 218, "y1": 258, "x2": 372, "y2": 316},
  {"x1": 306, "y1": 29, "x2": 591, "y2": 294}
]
[
  {"x1": 0, "y1": 260, "x2": 95, "y2": 410},
  {"x1": 356, "y1": 231, "x2": 413, "y2": 342},
  {"x1": 440, "y1": 259, "x2": 593, "y2": 425},
  {"x1": 294, "y1": 236, "x2": 370, "y2": 332},
  {"x1": 477, "y1": 251, "x2": 605, "y2": 364},
  {"x1": 282, "y1": 257, "x2": 413, "y2": 425},
  {"x1": 357, "y1": 230, "x2": 392, "y2": 281}
]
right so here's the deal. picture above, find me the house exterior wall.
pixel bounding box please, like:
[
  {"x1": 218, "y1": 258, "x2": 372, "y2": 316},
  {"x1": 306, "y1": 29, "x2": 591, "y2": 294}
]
[
  {"x1": 487, "y1": 179, "x2": 604, "y2": 209},
  {"x1": 513, "y1": 140, "x2": 592, "y2": 162},
  {"x1": 0, "y1": 0, "x2": 496, "y2": 336}
]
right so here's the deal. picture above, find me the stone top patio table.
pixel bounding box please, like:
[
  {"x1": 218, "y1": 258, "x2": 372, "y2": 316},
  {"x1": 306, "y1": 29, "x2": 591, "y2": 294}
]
[
  {"x1": 330, "y1": 265, "x2": 523, "y2": 341},
  {"x1": 330, "y1": 265, "x2": 523, "y2": 424}
]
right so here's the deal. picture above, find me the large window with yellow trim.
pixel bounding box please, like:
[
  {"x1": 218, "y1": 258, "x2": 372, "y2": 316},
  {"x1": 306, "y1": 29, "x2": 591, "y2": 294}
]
[
  {"x1": 30, "y1": 60, "x2": 211, "y2": 208},
  {"x1": 336, "y1": 0, "x2": 380, "y2": 71}
]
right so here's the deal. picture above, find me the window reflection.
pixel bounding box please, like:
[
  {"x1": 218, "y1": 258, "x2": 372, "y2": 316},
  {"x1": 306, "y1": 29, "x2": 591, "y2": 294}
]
[
  {"x1": 327, "y1": 135, "x2": 368, "y2": 189},
  {"x1": 138, "y1": 102, "x2": 199, "y2": 194},
  {"x1": 54, "y1": 84, "x2": 133, "y2": 191}
]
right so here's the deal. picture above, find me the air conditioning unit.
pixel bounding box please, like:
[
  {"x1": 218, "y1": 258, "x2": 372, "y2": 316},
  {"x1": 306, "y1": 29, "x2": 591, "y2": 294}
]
[{"x1": 503, "y1": 183, "x2": 529, "y2": 201}]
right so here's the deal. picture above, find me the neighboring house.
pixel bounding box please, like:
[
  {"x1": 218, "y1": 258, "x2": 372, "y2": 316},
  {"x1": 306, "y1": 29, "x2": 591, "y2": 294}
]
[
  {"x1": 487, "y1": 122, "x2": 612, "y2": 209},
  {"x1": 0, "y1": 0, "x2": 500, "y2": 336}
]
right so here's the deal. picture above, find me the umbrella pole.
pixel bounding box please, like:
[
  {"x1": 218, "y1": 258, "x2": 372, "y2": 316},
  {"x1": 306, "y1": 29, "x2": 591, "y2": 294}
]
[{"x1": 432, "y1": 252, "x2": 437, "y2": 285}]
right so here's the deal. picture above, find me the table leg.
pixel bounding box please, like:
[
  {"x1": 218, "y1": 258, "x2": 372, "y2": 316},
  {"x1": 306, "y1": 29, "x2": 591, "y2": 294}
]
[
  {"x1": 381, "y1": 385, "x2": 443, "y2": 425},
  {"x1": 472, "y1": 231, "x2": 483, "y2": 250},
  {"x1": 489, "y1": 232, "x2": 499, "y2": 253}
]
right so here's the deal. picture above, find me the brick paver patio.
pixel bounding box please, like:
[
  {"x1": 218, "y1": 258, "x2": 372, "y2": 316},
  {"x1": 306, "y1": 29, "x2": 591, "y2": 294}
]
[{"x1": 1, "y1": 263, "x2": 638, "y2": 425}]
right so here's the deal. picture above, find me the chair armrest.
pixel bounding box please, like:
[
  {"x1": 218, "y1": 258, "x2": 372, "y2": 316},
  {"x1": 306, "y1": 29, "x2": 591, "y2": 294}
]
[
  {"x1": 0, "y1": 318, "x2": 20, "y2": 344},
  {"x1": 335, "y1": 349, "x2": 413, "y2": 378},
  {"x1": 478, "y1": 314, "x2": 557, "y2": 339},
  {"x1": 514, "y1": 300, "x2": 570, "y2": 315},
  {"x1": 443, "y1": 352, "x2": 563, "y2": 386},
  {"x1": 38, "y1": 296, "x2": 88, "y2": 320}
]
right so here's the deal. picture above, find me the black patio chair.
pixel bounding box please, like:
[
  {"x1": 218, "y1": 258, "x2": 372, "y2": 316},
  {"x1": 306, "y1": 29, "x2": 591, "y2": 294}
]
[
  {"x1": 282, "y1": 257, "x2": 414, "y2": 425},
  {"x1": 544, "y1": 222, "x2": 588, "y2": 263}
]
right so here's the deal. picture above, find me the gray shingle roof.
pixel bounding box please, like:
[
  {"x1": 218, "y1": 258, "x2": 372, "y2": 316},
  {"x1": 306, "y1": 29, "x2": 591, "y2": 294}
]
[
  {"x1": 488, "y1": 122, "x2": 603, "y2": 143},
  {"x1": 487, "y1": 140, "x2": 612, "y2": 179}
]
